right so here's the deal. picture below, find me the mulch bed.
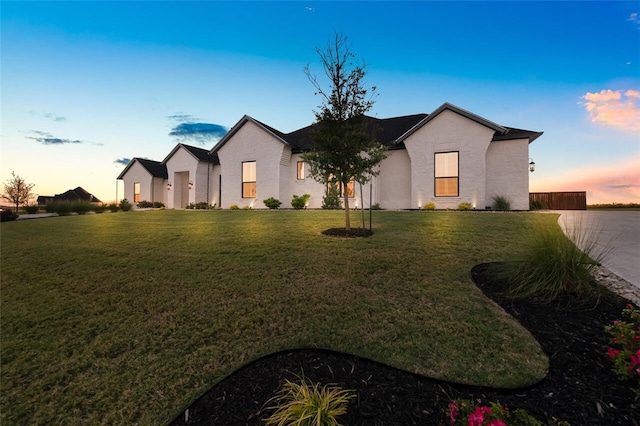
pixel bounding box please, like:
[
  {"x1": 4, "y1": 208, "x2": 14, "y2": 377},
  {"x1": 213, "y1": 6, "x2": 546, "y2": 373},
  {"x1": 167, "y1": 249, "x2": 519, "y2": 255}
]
[
  {"x1": 321, "y1": 228, "x2": 374, "y2": 238},
  {"x1": 170, "y1": 263, "x2": 639, "y2": 425}
]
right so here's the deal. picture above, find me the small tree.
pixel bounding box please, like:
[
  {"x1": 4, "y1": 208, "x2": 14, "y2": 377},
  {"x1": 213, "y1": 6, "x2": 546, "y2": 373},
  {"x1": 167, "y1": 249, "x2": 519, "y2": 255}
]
[
  {"x1": 2, "y1": 172, "x2": 35, "y2": 212},
  {"x1": 303, "y1": 33, "x2": 385, "y2": 230}
]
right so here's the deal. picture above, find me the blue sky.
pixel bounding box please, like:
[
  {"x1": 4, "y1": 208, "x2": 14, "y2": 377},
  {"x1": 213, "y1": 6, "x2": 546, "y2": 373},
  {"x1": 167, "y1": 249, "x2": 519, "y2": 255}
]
[{"x1": 2, "y1": 1, "x2": 639, "y2": 204}]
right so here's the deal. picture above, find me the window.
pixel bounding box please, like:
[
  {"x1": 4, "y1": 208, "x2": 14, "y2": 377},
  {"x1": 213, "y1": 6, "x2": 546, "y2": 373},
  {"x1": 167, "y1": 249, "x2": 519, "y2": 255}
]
[
  {"x1": 242, "y1": 161, "x2": 256, "y2": 198},
  {"x1": 435, "y1": 152, "x2": 459, "y2": 197},
  {"x1": 327, "y1": 177, "x2": 355, "y2": 198},
  {"x1": 297, "y1": 161, "x2": 305, "y2": 180},
  {"x1": 133, "y1": 182, "x2": 141, "y2": 202}
]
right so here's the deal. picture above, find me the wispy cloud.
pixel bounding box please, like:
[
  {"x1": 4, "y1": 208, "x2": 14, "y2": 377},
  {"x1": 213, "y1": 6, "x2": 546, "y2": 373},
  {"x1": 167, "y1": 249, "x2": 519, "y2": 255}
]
[
  {"x1": 167, "y1": 114, "x2": 196, "y2": 123},
  {"x1": 26, "y1": 130, "x2": 83, "y2": 145},
  {"x1": 114, "y1": 158, "x2": 131, "y2": 166},
  {"x1": 29, "y1": 111, "x2": 67, "y2": 122},
  {"x1": 530, "y1": 157, "x2": 640, "y2": 204},
  {"x1": 628, "y1": 12, "x2": 639, "y2": 27},
  {"x1": 581, "y1": 89, "x2": 640, "y2": 133},
  {"x1": 167, "y1": 114, "x2": 228, "y2": 145}
]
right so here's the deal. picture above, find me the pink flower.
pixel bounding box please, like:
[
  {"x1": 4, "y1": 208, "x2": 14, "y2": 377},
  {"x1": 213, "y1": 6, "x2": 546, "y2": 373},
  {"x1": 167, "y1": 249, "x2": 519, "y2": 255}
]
[
  {"x1": 487, "y1": 421, "x2": 507, "y2": 426},
  {"x1": 630, "y1": 350, "x2": 640, "y2": 366},
  {"x1": 608, "y1": 347, "x2": 621, "y2": 359},
  {"x1": 448, "y1": 401, "x2": 459, "y2": 425},
  {"x1": 467, "y1": 411, "x2": 484, "y2": 426}
]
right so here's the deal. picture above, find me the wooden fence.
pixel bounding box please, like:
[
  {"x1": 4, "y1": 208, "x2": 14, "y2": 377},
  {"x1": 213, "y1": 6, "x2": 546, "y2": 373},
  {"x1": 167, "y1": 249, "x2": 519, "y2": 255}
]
[{"x1": 529, "y1": 191, "x2": 587, "y2": 210}]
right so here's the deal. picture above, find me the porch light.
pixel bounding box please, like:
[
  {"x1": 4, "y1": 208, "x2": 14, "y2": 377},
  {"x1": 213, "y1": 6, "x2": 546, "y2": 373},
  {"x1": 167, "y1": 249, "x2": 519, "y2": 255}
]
[
  {"x1": 167, "y1": 183, "x2": 172, "y2": 190},
  {"x1": 188, "y1": 181, "x2": 194, "y2": 190},
  {"x1": 529, "y1": 159, "x2": 536, "y2": 173}
]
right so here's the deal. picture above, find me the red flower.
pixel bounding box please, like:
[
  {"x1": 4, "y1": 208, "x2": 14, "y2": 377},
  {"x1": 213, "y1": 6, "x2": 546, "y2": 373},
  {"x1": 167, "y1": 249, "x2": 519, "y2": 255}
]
[{"x1": 608, "y1": 347, "x2": 621, "y2": 359}]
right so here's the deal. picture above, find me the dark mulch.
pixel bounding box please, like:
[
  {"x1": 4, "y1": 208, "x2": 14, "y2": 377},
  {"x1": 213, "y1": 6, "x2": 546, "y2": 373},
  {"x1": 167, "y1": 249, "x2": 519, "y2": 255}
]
[{"x1": 170, "y1": 263, "x2": 639, "y2": 426}]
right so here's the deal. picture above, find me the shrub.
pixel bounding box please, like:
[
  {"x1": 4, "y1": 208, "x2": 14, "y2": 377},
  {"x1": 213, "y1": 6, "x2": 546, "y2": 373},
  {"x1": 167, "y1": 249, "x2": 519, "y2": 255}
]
[
  {"x1": 291, "y1": 193, "x2": 311, "y2": 210},
  {"x1": 457, "y1": 202, "x2": 472, "y2": 211},
  {"x1": 447, "y1": 399, "x2": 544, "y2": 426},
  {"x1": 137, "y1": 200, "x2": 154, "y2": 208},
  {"x1": 120, "y1": 199, "x2": 132, "y2": 212},
  {"x1": 229, "y1": 204, "x2": 240, "y2": 210},
  {"x1": 242, "y1": 205, "x2": 251, "y2": 210},
  {"x1": 529, "y1": 200, "x2": 548, "y2": 211},
  {"x1": 492, "y1": 216, "x2": 610, "y2": 305},
  {"x1": 45, "y1": 201, "x2": 94, "y2": 215},
  {"x1": 107, "y1": 203, "x2": 119, "y2": 212},
  {"x1": 186, "y1": 202, "x2": 212, "y2": 210},
  {"x1": 322, "y1": 184, "x2": 342, "y2": 210},
  {"x1": 153, "y1": 201, "x2": 165, "y2": 209},
  {"x1": 0, "y1": 208, "x2": 18, "y2": 222},
  {"x1": 422, "y1": 202, "x2": 436, "y2": 210},
  {"x1": 24, "y1": 204, "x2": 39, "y2": 214},
  {"x1": 264, "y1": 376, "x2": 354, "y2": 426},
  {"x1": 492, "y1": 195, "x2": 511, "y2": 211},
  {"x1": 263, "y1": 197, "x2": 282, "y2": 209},
  {"x1": 605, "y1": 304, "x2": 640, "y2": 396},
  {"x1": 371, "y1": 203, "x2": 382, "y2": 210}
]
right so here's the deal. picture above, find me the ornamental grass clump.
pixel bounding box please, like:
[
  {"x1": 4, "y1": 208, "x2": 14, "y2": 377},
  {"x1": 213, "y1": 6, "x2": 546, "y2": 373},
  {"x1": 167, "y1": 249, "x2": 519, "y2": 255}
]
[
  {"x1": 492, "y1": 216, "x2": 611, "y2": 305},
  {"x1": 605, "y1": 304, "x2": 640, "y2": 396},
  {"x1": 492, "y1": 195, "x2": 511, "y2": 211},
  {"x1": 264, "y1": 376, "x2": 354, "y2": 426}
]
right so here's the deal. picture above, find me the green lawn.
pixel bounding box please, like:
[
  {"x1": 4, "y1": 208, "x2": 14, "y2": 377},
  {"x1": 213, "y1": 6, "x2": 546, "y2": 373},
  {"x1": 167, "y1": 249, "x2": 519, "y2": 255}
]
[{"x1": 1, "y1": 210, "x2": 552, "y2": 425}]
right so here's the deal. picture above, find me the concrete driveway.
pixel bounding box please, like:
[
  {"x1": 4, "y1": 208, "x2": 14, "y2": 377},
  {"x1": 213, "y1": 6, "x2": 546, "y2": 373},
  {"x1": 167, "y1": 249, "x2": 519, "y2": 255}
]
[{"x1": 554, "y1": 211, "x2": 640, "y2": 289}]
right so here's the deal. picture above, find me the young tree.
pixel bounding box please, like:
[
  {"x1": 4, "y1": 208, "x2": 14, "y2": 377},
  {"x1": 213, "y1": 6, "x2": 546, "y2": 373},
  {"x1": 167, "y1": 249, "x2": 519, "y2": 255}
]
[
  {"x1": 303, "y1": 33, "x2": 385, "y2": 230},
  {"x1": 2, "y1": 171, "x2": 35, "y2": 212}
]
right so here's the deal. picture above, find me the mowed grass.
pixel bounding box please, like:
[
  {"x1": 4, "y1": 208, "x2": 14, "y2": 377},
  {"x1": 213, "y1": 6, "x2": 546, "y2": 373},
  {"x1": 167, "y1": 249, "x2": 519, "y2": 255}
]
[{"x1": 1, "y1": 210, "x2": 552, "y2": 425}]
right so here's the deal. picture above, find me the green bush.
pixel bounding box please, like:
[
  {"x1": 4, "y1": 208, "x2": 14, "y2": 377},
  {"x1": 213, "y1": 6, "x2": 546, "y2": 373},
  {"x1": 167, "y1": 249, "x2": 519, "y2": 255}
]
[
  {"x1": 44, "y1": 201, "x2": 95, "y2": 215},
  {"x1": 229, "y1": 204, "x2": 240, "y2": 210},
  {"x1": 264, "y1": 376, "x2": 354, "y2": 426},
  {"x1": 457, "y1": 202, "x2": 472, "y2": 211},
  {"x1": 422, "y1": 202, "x2": 436, "y2": 210},
  {"x1": 242, "y1": 205, "x2": 251, "y2": 210},
  {"x1": 153, "y1": 201, "x2": 165, "y2": 208},
  {"x1": 371, "y1": 203, "x2": 382, "y2": 210},
  {"x1": 492, "y1": 217, "x2": 610, "y2": 305},
  {"x1": 322, "y1": 184, "x2": 342, "y2": 210},
  {"x1": 263, "y1": 197, "x2": 282, "y2": 209},
  {"x1": 120, "y1": 199, "x2": 132, "y2": 212},
  {"x1": 186, "y1": 202, "x2": 211, "y2": 210},
  {"x1": 0, "y1": 208, "x2": 18, "y2": 222},
  {"x1": 529, "y1": 200, "x2": 548, "y2": 211},
  {"x1": 107, "y1": 203, "x2": 119, "y2": 212},
  {"x1": 492, "y1": 195, "x2": 511, "y2": 211},
  {"x1": 24, "y1": 204, "x2": 39, "y2": 214},
  {"x1": 291, "y1": 194, "x2": 311, "y2": 210}
]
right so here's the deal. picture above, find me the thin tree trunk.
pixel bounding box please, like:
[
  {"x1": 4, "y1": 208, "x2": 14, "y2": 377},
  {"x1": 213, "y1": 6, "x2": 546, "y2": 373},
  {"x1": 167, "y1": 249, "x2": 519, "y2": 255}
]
[{"x1": 343, "y1": 194, "x2": 351, "y2": 230}]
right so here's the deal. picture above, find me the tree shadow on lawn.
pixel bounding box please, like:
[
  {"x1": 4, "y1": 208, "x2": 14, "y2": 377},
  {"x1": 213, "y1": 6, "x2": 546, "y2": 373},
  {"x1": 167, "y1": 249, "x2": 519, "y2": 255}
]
[{"x1": 170, "y1": 263, "x2": 638, "y2": 426}]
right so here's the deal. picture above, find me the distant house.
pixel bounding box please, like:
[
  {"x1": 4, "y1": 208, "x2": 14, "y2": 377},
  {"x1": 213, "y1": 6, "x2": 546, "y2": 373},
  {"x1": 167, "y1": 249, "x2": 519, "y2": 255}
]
[
  {"x1": 118, "y1": 102, "x2": 542, "y2": 210},
  {"x1": 37, "y1": 187, "x2": 102, "y2": 205}
]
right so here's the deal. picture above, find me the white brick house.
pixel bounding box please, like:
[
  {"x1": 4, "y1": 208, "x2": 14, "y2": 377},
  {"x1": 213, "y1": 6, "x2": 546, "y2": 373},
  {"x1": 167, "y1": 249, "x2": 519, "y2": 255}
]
[{"x1": 118, "y1": 103, "x2": 542, "y2": 210}]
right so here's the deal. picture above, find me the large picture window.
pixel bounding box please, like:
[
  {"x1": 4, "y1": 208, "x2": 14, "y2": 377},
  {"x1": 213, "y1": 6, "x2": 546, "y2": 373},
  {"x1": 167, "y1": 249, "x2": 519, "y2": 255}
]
[
  {"x1": 327, "y1": 177, "x2": 355, "y2": 198},
  {"x1": 133, "y1": 182, "x2": 141, "y2": 202},
  {"x1": 435, "y1": 152, "x2": 459, "y2": 197},
  {"x1": 242, "y1": 161, "x2": 256, "y2": 198}
]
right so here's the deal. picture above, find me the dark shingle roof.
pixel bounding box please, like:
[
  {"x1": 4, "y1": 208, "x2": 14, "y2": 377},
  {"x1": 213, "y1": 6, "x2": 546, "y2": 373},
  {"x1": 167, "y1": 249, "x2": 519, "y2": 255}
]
[
  {"x1": 53, "y1": 187, "x2": 102, "y2": 203},
  {"x1": 136, "y1": 158, "x2": 168, "y2": 179},
  {"x1": 283, "y1": 114, "x2": 429, "y2": 153},
  {"x1": 493, "y1": 127, "x2": 544, "y2": 143},
  {"x1": 181, "y1": 144, "x2": 220, "y2": 164}
]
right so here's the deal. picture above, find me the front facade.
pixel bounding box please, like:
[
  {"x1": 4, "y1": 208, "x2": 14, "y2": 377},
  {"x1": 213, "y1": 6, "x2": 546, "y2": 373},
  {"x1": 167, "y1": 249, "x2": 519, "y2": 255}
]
[{"x1": 118, "y1": 103, "x2": 542, "y2": 210}]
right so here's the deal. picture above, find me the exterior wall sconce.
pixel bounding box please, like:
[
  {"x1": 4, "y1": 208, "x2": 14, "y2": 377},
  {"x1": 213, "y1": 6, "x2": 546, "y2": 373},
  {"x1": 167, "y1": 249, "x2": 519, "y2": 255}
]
[
  {"x1": 188, "y1": 181, "x2": 194, "y2": 190},
  {"x1": 167, "y1": 183, "x2": 172, "y2": 190},
  {"x1": 529, "y1": 158, "x2": 536, "y2": 173}
]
